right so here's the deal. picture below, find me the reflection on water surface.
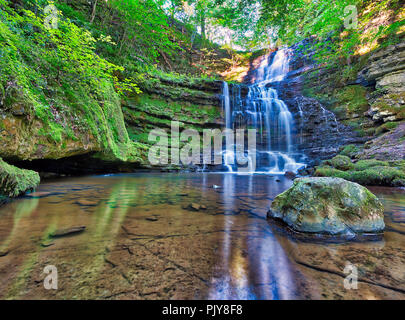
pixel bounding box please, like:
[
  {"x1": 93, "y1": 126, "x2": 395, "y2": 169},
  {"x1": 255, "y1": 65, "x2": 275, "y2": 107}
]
[{"x1": 0, "y1": 173, "x2": 404, "y2": 299}]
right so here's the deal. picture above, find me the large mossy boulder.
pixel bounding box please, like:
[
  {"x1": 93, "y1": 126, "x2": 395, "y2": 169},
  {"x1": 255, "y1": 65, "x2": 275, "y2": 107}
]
[
  {"x1": 267, "y1": 177, "x2": 385, "y2": 235},
  {"x1": 0, "y1": 158, "x2": 40, "y2": 198}
]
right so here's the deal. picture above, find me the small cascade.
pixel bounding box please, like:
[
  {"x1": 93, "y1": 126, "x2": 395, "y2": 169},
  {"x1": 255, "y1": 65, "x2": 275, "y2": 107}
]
[
  {"x1": 320, "y1": 105, "x2": 340, "y2": 133},
  {"x1": 221, "y1": 49, "x2": 306, "y2": 174},
  {"x1": 297, "y1": 104, "x2": 304, "y2": 145}
]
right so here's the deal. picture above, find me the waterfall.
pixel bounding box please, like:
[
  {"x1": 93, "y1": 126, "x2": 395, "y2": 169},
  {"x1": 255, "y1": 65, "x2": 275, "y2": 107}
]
[
  {"x1": 222, "y1": 49, "x2": 306, "y2": 174},
  {"x1": 223, "y1": 82, "x2": 232, "y2": 129},
  {"x1": 222, "y1": 82, "x2": 234, "y2": 172}
]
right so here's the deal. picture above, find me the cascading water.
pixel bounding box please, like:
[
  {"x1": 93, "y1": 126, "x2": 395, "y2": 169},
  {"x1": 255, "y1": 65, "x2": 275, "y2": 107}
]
[
  {"x1": 222, "y1": 48, "x2": 306, "y2": 174},
  {"x1": 222, "y1": 82, "x2": 235, "y2": 173}
]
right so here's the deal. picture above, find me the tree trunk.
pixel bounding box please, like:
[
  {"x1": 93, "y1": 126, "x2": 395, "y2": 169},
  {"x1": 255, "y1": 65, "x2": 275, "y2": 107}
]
[
  {"x1": 118, "y1": 28, "x2": 127, "y2": 55},
  {"x1": 200, "y1": 11, "x2": 206, "y2": 42},
  {"x1": 90, "y1": 0, "x2": 98, "y2": 23}
]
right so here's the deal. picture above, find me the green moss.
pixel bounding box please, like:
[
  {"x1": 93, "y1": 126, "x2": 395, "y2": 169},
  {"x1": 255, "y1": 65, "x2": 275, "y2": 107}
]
[
  {"x1": 341, "y1": 120, "x2": 375, "y2": 137},
  {"x1": 354, "y1": 159, "x2": 389, "y2": 171},
  {"x1": 375, "y1": 121, "x2": 400, "y2": 135},
  {"x1": 269, "y1": 177, "x2": 385, "y2": 234},
  {"x1": 339, "y1": 144, "x2": 361, "y2": 158},
  {"x1": 125, "y1": 94, "x2": 220, "y2": 126},
  {"x1": 315, "y1": 161, "x2": 405, "y2": 187},
  {"x1": 0, "y1": 158, "x2": 40, "y2": 198},
  {"x1": 324, "y1": 155, "x2": 354, "y2": 171},
  {"x1": 389, "y1": 160, "x2": 405, "y2": 170},
  {"x1": 335, "y1": 85, "x2": 369, "y2": 114}
]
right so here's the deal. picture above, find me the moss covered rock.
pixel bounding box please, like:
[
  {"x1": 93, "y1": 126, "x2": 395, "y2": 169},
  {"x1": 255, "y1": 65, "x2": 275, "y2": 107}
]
[
  {"x1": 339, "y1": 144, "x2": 362, "y2": 158},
  {"x1": 267, "y1": 177, "x2": 385, "y2": 235},
  {"x1": 325, "y1": 155, "x2": 354, "y2": 171},
  {"x1": 0, "y1": 158, "x2": 40, "y2": 198},
  {"x1": 315, "y1": 158, "x2": 405, "y2": 187}
]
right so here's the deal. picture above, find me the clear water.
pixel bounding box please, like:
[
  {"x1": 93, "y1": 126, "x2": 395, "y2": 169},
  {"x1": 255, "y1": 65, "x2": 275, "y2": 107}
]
[{"x1": 0, "y1": 173, "x2": 403, "y2": 300}]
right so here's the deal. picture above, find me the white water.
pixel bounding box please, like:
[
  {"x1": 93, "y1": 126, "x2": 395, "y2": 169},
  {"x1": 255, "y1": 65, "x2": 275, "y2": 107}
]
[
  {"x1": 320, "y1": 105, "x2": 340, "y2": 133},
  {"x1": 222, "y1": 83, "x2": 234, "y2": 173},
  {"x1": 222, "y1": 49, "x2": 306, "y2": 174},
  {"x1": 223, "y1": 82, "x2": 232, "y2": 129}
]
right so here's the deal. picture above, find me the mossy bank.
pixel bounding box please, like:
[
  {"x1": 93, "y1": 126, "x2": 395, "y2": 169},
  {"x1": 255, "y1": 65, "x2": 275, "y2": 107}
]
[{"x1": 0, "y1": 157, "x2": 40, "y2": 202}]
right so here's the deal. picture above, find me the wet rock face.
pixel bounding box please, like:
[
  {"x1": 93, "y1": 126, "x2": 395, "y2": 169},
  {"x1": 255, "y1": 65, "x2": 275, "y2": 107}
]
[
  {"x1": 275, "y1": 39, "x2": 405, "y2": 167},
  {"x1": 122, "y1": 78, "x2": 226, "y2": 163},
  {"x1": 377, "y1": 71, "x2": 405, "y2": 93},
  {"x1": 289, "y1": 96, "x2": 363, "y2": 164},
  {"x1": 268, "y1": 177, "x2": 385, "y2": 235},
  {"x1": 0, "y1": 158, "x2": 40, "y2": 198}
]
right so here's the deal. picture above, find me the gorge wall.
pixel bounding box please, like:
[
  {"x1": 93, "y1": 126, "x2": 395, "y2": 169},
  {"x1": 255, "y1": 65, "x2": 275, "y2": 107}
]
[
  {"x1": 293, "y1": 38, "x2": 404, "y2": 162},
  {"x1": 0, "y1": 76, "x2": 225, "y2": 175}
]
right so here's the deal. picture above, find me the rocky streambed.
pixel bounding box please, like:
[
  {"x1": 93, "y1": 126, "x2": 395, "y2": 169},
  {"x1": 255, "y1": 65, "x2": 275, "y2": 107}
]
[{"x1": 0, "y1": 173, "x2": 404, "y2": 300}]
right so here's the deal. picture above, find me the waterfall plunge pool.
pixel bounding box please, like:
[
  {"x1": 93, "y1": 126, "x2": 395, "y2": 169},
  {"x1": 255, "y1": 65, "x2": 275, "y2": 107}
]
[{"x1": 0, "y1": 173, "x2": 404, "y2": 300}]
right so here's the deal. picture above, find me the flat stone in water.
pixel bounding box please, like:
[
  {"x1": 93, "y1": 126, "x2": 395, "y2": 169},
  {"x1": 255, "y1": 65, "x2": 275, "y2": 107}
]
[
  {"x1": 145, "y1": 217, "x2": 159, "y2": 222},
  {"x1": 75, "y1": 200, "x2": 98, "y2": 206},
  {"x1": 41, "y1": 241, "x2": 55, "y2": 247},
  {"x1": 50, "y1": 226, "x2": 86, "y2": 238},
  {"x1": 184, "y1": 203, "x2": 206, "y2": 212},
  {"x1": 284, "y1": 171, "x2": 296, "y2": 179},
  {"x1": 0, "y1": 250, "x2": 10, "y2": 257}
]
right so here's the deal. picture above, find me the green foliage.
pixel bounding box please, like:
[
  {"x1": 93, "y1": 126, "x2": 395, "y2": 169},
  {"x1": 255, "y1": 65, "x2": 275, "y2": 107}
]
[
  {"x1": 109, "y1": 0, "x2": 180, "y2": 63},
  {"x1": 206, "y1": 0, "x2": 404, "y2": 67},
  {"x1": 0, "y1": 0, "x2": 139, "y2": 96},
  {"x1": 0, "y1": 1, "x2": 143, "y2": 163}
]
